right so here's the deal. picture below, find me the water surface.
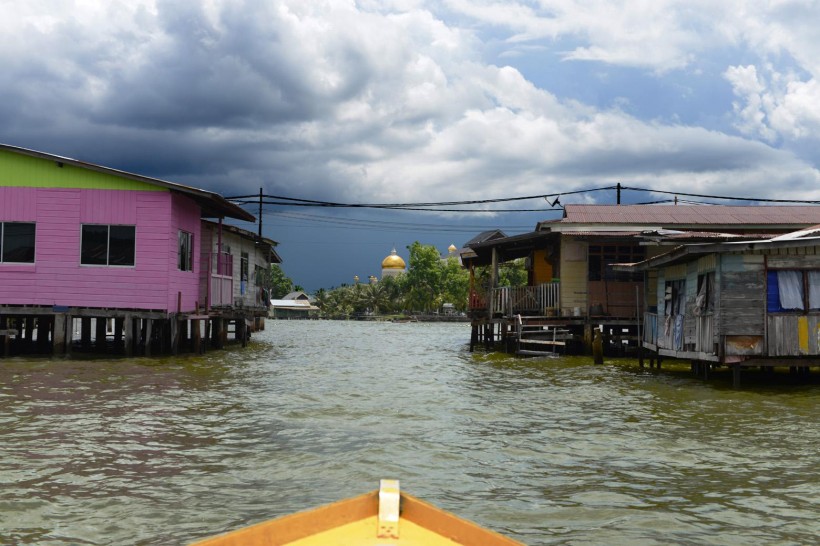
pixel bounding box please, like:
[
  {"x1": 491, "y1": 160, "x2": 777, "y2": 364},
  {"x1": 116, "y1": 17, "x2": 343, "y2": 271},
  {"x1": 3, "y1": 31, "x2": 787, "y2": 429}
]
[{"x1": 1, "y1": 321, "x2": 818, "y2": 545}]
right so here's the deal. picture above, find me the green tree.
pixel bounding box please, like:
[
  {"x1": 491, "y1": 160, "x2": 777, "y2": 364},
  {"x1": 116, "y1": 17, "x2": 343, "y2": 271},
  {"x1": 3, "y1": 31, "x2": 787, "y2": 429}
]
[
  {"x1": 265, "y1": 264, "x2": 296, "y2": 298},
  {"x1": 440, "y1": 256, "x2": 470, "y2": 311},
  {"x1": 404, "y1": 242, "x2": 442, "y2": 312}
]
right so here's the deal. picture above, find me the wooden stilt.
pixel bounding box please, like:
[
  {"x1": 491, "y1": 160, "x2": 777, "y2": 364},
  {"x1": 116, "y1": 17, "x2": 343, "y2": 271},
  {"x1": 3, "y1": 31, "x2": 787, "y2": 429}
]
[
  {"x1": 95, "y1": 317, "x2": 106, "y2": 352},
  {"x1": 53, "y1": 314, "x2": 66, "y2": 356},
  {"x1": 732, "y1": 364, "x2": 742, "y2": 388},
  {"x1": 145, "y1": 319, "x2": 153, "y2": 357},
  {"x1": 193, "y1": 319, "x2": 202, "y2": 354},
  {"x1": 81, "y1": 317, "x2": 92, "y2": 350},
  {"x1": 124, "y1": 314, "x2": 133, "y2": 357}
]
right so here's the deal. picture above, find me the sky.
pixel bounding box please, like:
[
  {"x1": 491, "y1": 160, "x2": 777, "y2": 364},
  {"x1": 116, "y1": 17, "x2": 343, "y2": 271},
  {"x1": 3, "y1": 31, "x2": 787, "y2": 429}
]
[{"x1": 3, "y1": 0, "x2": 820, "y2": 291}]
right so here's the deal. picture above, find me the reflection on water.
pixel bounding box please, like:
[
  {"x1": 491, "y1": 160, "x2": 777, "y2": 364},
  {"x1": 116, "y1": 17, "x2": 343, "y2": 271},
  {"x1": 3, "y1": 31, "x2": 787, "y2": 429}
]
[{"x1": 1, "y1": 321, "x2": 818, "y2": 545}]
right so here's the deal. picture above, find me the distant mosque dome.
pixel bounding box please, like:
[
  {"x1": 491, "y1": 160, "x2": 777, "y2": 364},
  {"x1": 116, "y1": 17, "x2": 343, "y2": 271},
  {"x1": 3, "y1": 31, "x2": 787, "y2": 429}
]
[
  {"x1": 381, "y1": 248, "x2": 406, "y2": 278},
  {"x1": 448, "y1": 244, "x2": 457, "y2": 253}
]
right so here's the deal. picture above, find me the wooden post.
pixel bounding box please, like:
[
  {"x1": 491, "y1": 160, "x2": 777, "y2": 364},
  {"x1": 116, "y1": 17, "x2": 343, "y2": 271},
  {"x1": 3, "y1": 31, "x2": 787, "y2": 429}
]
[
  {"x1": 37, "y1": 317, "x2": 50, "y2": 352},
  {"x1": 145, "y1": 319, "x2": 153, "y2": 357},
  {"x1": 171, "y1": 317, "x2": 179, "y2": 355},
  {"x1": 53, "y1": 314, "x2": 66, "y2": 356},
  {"x1": 192, "y1": 319, "x2": 201, "y2": 354},
  {"x1": 732, "y1": 364, "x2": 742, "y2": 388},
  {"x1": 124, "y1": 314, "x2": 133, "y2": 357},
  {"x1": 81, "y1": 317, "x2": 92, "y2": 350},
  {"x1": 593, "y1": 327, "x2": 603, "y2": 364},
  {"x1": 204, "y1": 319, "x2": 212, "y2": 349},
  {"x1": 114, "y1": 317, "x2": 124, "y2": 346},
  {"x1": 95, "y1": 317, "x2": 107, "y2": 351},
  {"x1": 65, "y1": 316, "x2": 73, "y2": 357},
  {"x1": 1, "y1": 316, "x2": 8, "y2": 358},
  {"x1": 25, "y1": 317, "x2": 35, "y2": 350}
]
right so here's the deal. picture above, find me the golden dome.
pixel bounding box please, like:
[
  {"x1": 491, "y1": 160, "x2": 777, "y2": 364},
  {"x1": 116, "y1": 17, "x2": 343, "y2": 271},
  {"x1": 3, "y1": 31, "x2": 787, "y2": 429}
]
[
  {"x1": 381, "y1": 248, "x2": 406, "y2": 270},
  {"x1": 448, "y1": 244, "x2": 457, "y2": 253}
]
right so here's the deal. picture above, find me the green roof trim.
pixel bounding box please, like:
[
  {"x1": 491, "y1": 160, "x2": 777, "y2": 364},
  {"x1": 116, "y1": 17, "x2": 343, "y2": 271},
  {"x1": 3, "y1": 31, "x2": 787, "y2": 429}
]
[{"x1": 0, "y1": 149, "x2": 165, "y2": 191}]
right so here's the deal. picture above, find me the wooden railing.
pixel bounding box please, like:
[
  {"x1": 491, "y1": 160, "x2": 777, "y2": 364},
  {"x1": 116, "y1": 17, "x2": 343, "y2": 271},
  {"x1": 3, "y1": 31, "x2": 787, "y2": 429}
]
[
  {"x1": 488, "y1": 283, "x2": 561, "y2": 316},
  {"x1": 202, "y1": 252, "x2": 233, "y2": 308}
]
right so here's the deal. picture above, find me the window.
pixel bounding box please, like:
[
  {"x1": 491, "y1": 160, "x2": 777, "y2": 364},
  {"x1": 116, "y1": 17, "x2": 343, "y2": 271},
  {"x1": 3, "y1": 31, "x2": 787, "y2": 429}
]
[
  {"x1": 1, "y1": 222, "x2": 35, "y2": 263},
  {"x1": 240, "y1": 252, "x2": 249, "y2": 282},
  {"x1": 588, "y1": 244, "x2": 644, "y2": 281},
  {"x1": 766, "y1": 269, "x2": 820, "y2": 313},
  {"x1": 664, "y1": 279, "x2": 686, "y2": 316},
  {"x1": 695, "y1": 272, "x2": 715, "y2": 315},
  {"x1": 178, "y1": 230, "x2": 194, "y2": 271},
  {"x1": 768, "y1": 270, "x2": 820, "y2": 312},
  {"x1": 81, "y1": 225, "x2": 135, "y2": 266}
]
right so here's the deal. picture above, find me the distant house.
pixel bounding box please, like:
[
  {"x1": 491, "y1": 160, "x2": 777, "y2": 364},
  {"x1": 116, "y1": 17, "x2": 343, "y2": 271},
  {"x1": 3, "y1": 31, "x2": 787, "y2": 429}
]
[
  {"x1": 200, "y1": 220, "x2": 281, "y2": 312},
  {"x1": 619, "y1": 225, "x2": 820, "y2": 386},
  {"x1": 463, "y1": 204, "x2": 820, "y2": 355},
  {"x1": 0, "y1": 143, "x2": 275, "y2": 356},
  {"x1": 270, "y1": 291, "x2": 319, "y2": 319}
]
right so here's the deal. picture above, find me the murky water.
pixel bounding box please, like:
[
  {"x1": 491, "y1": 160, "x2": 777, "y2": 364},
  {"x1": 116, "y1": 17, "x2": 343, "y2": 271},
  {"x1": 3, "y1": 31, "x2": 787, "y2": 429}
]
[{"x1": 1, "y1": 321, "x2": 818, "y2": 545}]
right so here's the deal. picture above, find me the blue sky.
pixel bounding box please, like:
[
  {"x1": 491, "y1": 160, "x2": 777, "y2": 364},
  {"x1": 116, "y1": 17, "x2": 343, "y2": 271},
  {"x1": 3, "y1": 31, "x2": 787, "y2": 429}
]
[{"x1": 2, "y1": 1, "x2": 820, "y2": 290}]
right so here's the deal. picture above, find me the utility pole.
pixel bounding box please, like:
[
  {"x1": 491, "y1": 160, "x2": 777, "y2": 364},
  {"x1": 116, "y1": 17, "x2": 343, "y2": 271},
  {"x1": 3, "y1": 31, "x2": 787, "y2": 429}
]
[
  {"x1": 616, "y1": 182, "x2": 621, "y2": 204},
  {"x1": 258, "y1": 187, "x2": 263, "y2": 238}
]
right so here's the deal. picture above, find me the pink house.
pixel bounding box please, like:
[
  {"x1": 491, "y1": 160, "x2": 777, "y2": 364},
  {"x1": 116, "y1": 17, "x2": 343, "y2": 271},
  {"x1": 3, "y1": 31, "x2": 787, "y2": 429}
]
[{"x1": 0, "y1": 144, "x2": 267, "y2": 356}]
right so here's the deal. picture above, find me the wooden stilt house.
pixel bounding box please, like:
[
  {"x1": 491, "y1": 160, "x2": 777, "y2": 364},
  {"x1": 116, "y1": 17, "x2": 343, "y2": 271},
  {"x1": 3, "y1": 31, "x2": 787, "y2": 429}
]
[
  {"x1": 619, "y1": 226, "x2": 820, "y2": 386},
  {"x1": 0, "y1": 143, "x2": 274, "y2": 357},
  {"x1": 463, "y1": 205, "x2": 820, "y2": 356}
]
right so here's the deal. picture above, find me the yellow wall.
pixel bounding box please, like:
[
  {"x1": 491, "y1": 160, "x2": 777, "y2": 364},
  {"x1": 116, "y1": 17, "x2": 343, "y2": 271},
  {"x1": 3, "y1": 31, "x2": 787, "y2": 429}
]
[{"x1": 532, "y1": 249, "x2": 553, "y2": 284}]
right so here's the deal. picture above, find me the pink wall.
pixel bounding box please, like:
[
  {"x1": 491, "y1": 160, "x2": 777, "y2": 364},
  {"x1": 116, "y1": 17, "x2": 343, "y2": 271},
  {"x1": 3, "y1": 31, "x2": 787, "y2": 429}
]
[{"x1": 0, "y1": 187, "x2": 203, "y2": 313}]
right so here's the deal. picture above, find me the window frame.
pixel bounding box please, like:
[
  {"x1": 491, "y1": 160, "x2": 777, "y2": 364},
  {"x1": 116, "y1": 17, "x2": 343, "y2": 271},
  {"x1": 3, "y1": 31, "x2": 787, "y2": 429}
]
[
  {"x1": 0, "y1": 221, "x2": 36, "y2": 264},
  {"x1": 80, "y1": 224, "x2": 136, "y2": 267},
  {"x1": 767, "y1": 269, "x2": 820, "y2": 313},
  {"x1": 178, "y1": 230, "x2": 194, "y2": 272},
  {"x1": 588, "y1": 244, "x2": 645, "y2": 282}
]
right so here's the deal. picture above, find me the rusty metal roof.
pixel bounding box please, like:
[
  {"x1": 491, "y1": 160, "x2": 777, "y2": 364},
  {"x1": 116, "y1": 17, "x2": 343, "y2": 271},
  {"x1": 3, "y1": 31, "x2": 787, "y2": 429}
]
[{"x1": 552, "y1": 204, "x2": 820, "y2": 227}]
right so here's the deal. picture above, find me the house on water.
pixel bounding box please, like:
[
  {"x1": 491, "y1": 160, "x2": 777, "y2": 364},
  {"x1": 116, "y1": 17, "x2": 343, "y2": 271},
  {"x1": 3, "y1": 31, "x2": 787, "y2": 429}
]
[
  {"x1": 616, "y1": 225, "x2": 820, "y2": 386},
  {"x1": 463, "y1": 204, "x2": 820, "y2": 357},
  {"x1": 0, "y1": 143, "x2": 279, "y2": 357}
]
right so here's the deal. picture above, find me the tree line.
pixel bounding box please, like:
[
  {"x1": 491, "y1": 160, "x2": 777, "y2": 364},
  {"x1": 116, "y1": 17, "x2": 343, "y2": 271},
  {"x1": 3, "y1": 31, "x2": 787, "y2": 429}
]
[{"x1": 264, "y1": 241, "x2": 527, "y2": 318}]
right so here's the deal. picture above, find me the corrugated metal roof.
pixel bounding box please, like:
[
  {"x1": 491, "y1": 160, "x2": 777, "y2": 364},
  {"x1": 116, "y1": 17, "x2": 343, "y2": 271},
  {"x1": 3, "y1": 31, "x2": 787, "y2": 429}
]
[{"x1": 557, "y1": 204, "x2": 820, "y2": 226}]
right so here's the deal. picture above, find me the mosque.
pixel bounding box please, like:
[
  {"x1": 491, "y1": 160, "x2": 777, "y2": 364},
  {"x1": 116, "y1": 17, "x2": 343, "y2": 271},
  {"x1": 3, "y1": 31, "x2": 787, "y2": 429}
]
[
  {"x1": 381, "y1": 248, "x2": 406, "y2": 278},
  {"x1": 354, "y1": 244, "x2": 459, "y2": 285}
]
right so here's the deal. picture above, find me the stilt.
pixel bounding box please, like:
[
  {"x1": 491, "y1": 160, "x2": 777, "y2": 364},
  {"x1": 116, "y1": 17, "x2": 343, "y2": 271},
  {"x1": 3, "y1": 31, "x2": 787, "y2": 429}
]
[
  {"x1": 124, "y1": 314, "x2": 133, "y2": 357},
  {"x1": 732, "y1": 364, "x2": 742, "y2": 388},
  {"x1": 95, "y1": 317, "x2": 106, "y2": 351},
  {"x1": 1, "y1": 316, "x2": 9, "y2": 358},
  {"x1": 193, "y1": 319, "x2": 202, "y2": 354},
  {"x1": 592, "y1": 328, "x2": 603, "y2": 365},
  {"x1": 171, "y1": 317, "x2": 179, "y2": 355},
  {"x1": 145, "y1": 319, "x2": 153, "y2": 357},
  {"x1": 81, "y1": 317, "x2": 92, "y2": 350},
  {"x1": 37, "y1": 317, "x2": 50, "y2": 352},
  {"x1": 53, "y1": 314, "x2": 67, "y2": 356}
]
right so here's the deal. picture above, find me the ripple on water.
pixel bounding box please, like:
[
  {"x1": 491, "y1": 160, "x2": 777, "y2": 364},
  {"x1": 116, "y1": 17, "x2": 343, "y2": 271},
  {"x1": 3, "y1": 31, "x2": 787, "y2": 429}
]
[{"x1": 1, "y1": 321, "x2": 818, "y2": 545}]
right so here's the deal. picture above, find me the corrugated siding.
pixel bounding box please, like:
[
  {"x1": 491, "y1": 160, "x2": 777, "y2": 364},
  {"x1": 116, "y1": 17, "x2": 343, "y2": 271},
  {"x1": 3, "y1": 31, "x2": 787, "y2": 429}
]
[
  {"x1": 0, "y1": 149, "x2": 163, "y2": 191},
  {"x1": 0, "y1": 187, "x2": 189, "y2": 311}
]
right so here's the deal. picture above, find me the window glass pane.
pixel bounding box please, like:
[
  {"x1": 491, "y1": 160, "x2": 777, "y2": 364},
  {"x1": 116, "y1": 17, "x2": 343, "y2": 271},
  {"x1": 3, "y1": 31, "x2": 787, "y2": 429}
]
[
  {"x1": 81, "y1": 225, "x2": 109, "y2": 265},
  {"x1": 777, "y1": 270, "x2": 804, "y2": 310},
  {"x1": 178, "y1": 231, "x2": 193, "y2": 271},
  {"x1": 108, "y1": 225, "x2": 136, "y2": 266},
  {"x1": 2, "y1": 222, "x2": 35, "y2": 263}
]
